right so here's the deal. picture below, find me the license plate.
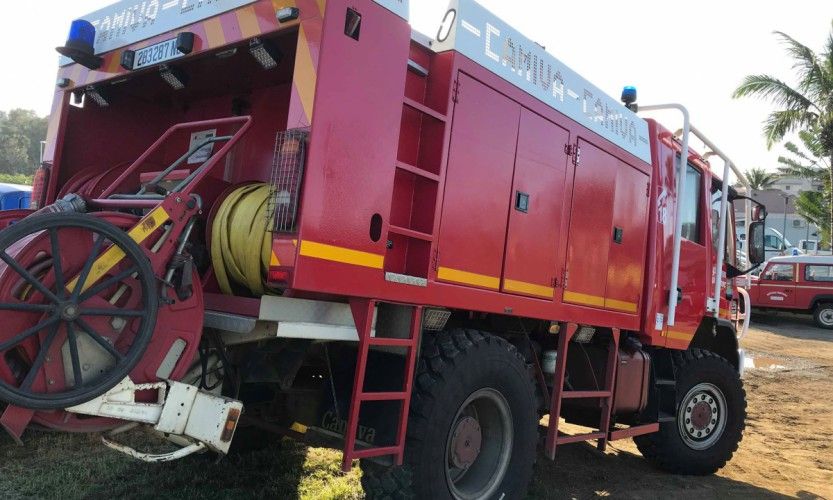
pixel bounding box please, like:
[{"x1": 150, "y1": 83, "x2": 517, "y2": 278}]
[{"x1": 133, "y1": 38, "x2": 183, "y2": 70}]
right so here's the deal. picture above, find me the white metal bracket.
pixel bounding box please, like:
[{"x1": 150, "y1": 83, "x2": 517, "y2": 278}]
[{"x1": 67, "y1": 377, "x2": 243, "y2": 461}]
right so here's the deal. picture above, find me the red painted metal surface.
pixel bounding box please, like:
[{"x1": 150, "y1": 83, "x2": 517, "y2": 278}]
[
  {"x1": 606, "y1": 163, "x2": 650, "y2": 313},
  {"x1": 502, "y1": 110, "x2": 570, "y2": 300},
  {"x1": 436, "y1": 74, "x2": 520, "y2": 290},
  {"x1": 563, "y1": 139, "x2": 617, "y2": 307}
]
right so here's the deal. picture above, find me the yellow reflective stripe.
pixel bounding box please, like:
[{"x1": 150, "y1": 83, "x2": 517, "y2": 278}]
[
  {"x1": 666, "y1": 330, "x2": 695, "y2": 341},
  {"x1": 563, "y1": 290, "x2": 605, "y2": 307},
  {"x1": 67, "y1": 207, "x2": 169, "y2": 293},
  {"x1": 503, "y1": 279, "x2": 554, "y2": 299},
  {"x1": 299, "y1": 241, "x2": 384, "y2": 269},
  {"x1": 604, "y1": 297, "x2": 638, "y2": 313},
  {"x1": 270, "y1": 251, "x2": 280, "y2": 267},
  {"x1": 438, "y1": 267, "x2": 500, "y2": 290}
]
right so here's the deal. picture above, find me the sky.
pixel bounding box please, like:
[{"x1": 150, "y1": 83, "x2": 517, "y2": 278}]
[{"x1": 1, "y1": 0, "x2": 831, "y2": 178}]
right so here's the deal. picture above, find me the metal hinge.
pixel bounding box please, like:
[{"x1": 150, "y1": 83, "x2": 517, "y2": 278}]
[
  {"x1": 646, "y1": 182, "x2": 651, "y2": 197},
  {"x1": 564, "y1": 144, "x2": 581, "y2": 166},
  {"x1": 452, "y1": 79, "x2": 461, "y2": 104},
  {"x1": 561, "y1": 268, "x2": 569, "y2": 289},
  {"x1": 432, "y1": 248, "x2": 440, "y2": 271}
]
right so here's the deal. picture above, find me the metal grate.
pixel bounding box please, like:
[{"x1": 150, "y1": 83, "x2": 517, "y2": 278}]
[
  {"x1": 267, "y1": 128, "x2": 309, "y2": 233},
  {"x1": 423, "y1": 308, "x2": 451, "y2": 331}
]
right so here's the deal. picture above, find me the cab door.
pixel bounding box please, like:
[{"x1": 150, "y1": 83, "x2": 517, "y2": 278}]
[{"x1": 757, "y1": 262, "x2": 797, "y2": 307}]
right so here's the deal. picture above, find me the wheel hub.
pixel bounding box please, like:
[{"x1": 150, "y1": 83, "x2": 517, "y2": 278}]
[
  {"x1": 679, "y1": 383, "x2": 726, "y2": 450},
  {"x1": 59, "y1": 303, "x2": 80, "y2": 321},
  {"x1": 450, "y1": 416, "x2": 482, "y2": 469}
]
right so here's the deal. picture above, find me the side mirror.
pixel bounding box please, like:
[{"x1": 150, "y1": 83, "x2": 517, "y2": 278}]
[
  {"x1": 748, "y1": 221, "x2": 766, "y2": 265},
  {"x1": 752, "y1": 205, "x2": 767, "y2": 222}
]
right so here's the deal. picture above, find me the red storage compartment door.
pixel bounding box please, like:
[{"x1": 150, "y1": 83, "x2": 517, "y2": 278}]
[
  {"x1": 436, "y1": 74, "x2": 520, "y2": 290},
  {"x1": 563, "y1": 139, "x2": 616, "y2": 308},
  {"x1": 605, "y1": 162, "x2": 650, "y2": 314},
  {"x1": 502, "y1": 109, "x2": 570, "y2": 300}
]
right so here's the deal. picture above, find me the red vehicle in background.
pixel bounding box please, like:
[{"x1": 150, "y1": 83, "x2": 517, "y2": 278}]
[{"x1": 749, "y1": 255, "x2": 833, "y2": 329}]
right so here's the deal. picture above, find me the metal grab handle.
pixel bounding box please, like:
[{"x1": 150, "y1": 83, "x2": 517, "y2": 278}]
[
  {"x1": 102, "y1": 432, "x2": 207, "y2": 463},
  {"x1": 736, "y1": 287, "x2": 751, "y2": 341},
  {"x1": 100, "y1": 115, "x2": 253, "y2": 199}
]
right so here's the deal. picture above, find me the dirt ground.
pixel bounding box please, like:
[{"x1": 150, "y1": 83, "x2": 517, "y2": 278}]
[
  {"x1": 526, "y1": 311, "x2": 833, "y2": 499},
  {"x1": 0, "y1": 313, "x2": 831, "y2": 499}
]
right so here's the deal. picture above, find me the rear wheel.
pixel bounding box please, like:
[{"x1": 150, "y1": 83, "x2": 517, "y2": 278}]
[
  {"x1": 361, "y1": 329, "x2": 538, "y2": 500},
  {"x1": 813, "y1": 303, "x2": 833, "y2": 329},
  {"x1": 635, "y1": 349, "x2": 745, "y2": 475}
]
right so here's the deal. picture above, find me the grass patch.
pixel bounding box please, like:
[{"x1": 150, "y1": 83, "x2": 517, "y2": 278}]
[
  {"x1": 0, "y1": 173, "x2": 33, "y2": 185},
  {"x1": 0, "y1": 431, "x2": 362, "y2": 500}
]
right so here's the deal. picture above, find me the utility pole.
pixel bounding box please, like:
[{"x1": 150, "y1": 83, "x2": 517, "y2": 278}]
[{"x1": 781, "y1": 193, "x2": 794, "y2": 252}]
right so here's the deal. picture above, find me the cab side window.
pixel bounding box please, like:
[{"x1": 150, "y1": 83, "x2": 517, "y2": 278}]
[
  {"x1": 680, "y1": 165, "x2": 702, "y2": 243},
  {"x1": 762, "y1": 264, "x2": 795, "y2": 282},
  {"x1": 805, "y1": 265, "x2": 833, "y2": 282}
]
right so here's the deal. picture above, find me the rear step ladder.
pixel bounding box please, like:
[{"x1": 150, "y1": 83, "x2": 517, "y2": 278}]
[
  {"x1": 545, "y1": 324, "x2": 620, "y2": 459},
  {"x1": 341, "y1": 300, "x2": 423, "y2": 471}
]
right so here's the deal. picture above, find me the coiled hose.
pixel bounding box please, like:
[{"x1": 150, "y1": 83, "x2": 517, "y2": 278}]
[{"x1": 210, "y1": 183, "x2": 273, "y2": 296}]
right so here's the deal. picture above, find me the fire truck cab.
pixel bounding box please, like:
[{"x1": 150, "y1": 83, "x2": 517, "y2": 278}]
[{"x1": 0, "y1": 0, "x2": 766, "y2": 498}]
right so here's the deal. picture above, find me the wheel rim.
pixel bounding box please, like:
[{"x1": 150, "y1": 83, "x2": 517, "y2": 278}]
[
  {"x1": 678, "y1": 382, "x2": 727, "y2": 450},
  {"x1": 819, "y1": 308, "x2": 833, "y2": 326},
  {"x1": 0, "y1": 213, "x2": 158, "y2": 409},
  {"x1": 444, "y1": 388, "x2": 513, "y2": 500}
]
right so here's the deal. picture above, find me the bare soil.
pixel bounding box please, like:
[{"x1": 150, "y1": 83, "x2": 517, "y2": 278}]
[
  {"x1": 0, "y1": 312, "x2": 831, "y2": 499},
  {"x1": 528, "y1": 310, "x2": 833, "y2": 499}
]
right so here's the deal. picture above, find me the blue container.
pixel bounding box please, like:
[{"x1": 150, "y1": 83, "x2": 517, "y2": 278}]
[{"x1": 0, "y1": 183, "x2": 32, "y2": 210}]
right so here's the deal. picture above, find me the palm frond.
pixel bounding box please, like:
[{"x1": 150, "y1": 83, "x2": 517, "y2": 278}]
[
  {"x1": 777, "y1": 156, "x2": 826, "y2": 181},
  {"x1": 774, "y1": 31, "x2": 826, "y2": 101},
  {"x1": 733, "y1": 74, "x2": 820, "y2": 116},
  {"x1": 763, "y1": 110, "x2": 817, "y2": 147}
]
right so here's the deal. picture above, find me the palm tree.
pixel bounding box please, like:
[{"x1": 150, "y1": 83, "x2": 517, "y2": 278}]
[
  {"x1": 733, "y1": 23, "x2": 833, "y2": 247},
  {"x1": 743, "y1": 167, "x2": 777, "y2": 190}
]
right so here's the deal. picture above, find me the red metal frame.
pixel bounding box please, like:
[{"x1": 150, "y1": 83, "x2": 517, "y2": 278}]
[{"x1": 341, "y1": 300, "x2": 422, "y2": 472}]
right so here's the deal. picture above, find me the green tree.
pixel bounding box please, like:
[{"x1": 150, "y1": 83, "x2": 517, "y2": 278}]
[
  {"x1": 778, "y1": 130, "x2": 832, "y2": 248},
  {"x1": 744, "y1": 167, "x2": 778, "y2": 190},
  {"x1": 732, "y1": 23, "x2": 833, "y2": 247},
  {"x1": 0, "y1": 109, "x2": 48, "y2": 175}
]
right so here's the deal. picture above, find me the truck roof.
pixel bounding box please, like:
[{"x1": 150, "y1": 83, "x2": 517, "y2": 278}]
[
  {"x1": 432, "y1": 0, "x2": 651, "y2": 164},
  {"x1": 768, "y1": 255, "x2": 833, "y2": 265}
]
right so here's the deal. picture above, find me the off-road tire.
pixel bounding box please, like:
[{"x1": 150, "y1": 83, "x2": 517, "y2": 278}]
[
  {"x1": 360, "y1": 329, "x2": 538, "y2": 500},
  {"x1": 634, "y1": 349, "x2": 746, "y2": 475},
  {"x1": 812, "y1": 302, "x2": 833, "y2": 329}
]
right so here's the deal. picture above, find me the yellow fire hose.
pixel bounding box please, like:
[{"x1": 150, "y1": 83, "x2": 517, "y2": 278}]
[{"x1": 210, "y1": 183, "x2": 273, "y2": 296}]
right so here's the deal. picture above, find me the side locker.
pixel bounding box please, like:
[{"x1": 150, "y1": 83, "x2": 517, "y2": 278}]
[
  {"x1": 436, "y1": 74, "x2": 521, "y2": 290},
  {"x1": 501, "y1": 110, "x2": 570, "y2": 300},
  {"x1": 605, "y1": 162, "x2": 650, "y2": 314},
  {"x1": 563, "y1": 139, "x2": 617, "y2": 308}
]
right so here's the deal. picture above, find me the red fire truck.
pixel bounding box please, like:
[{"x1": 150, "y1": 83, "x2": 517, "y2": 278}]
[{"x1": 0, "y1": 0, "x2": 766, "y2": 498}]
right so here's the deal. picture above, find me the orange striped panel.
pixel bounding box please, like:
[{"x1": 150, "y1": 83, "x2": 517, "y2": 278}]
[
  {"x1": 236, "y1": 6, "x2": 261, "y2": 38},
  {"x1": 203, "y1": 17, "x2": 226, "y2": 48}
]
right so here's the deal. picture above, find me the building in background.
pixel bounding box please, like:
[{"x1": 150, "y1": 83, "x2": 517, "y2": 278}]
[
  {"x1": 770, "y1": 175, "x2": 824, "y2": 195},
  {"x1": 736, "y1": 189, "x2": 823, "y2": 255}
]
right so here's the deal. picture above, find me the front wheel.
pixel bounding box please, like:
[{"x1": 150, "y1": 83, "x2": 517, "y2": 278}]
[
  {"x1": 813, "y1": 303, "x2": 833, "y2": 329},
  {"x1": 361, "y1": 329, "x2": 538, "y2": 500},
  {"x1": 635, "y1": 349, "x2": 746, "y2": 475}
]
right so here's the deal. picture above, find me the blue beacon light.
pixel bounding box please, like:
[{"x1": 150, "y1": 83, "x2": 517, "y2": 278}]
[
  {"x1": 56, "y1": 19, "x2": 103, "y2": 70},
  {"x1": 621, "y1": 86, "x2": 638, "y2": 111}
]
